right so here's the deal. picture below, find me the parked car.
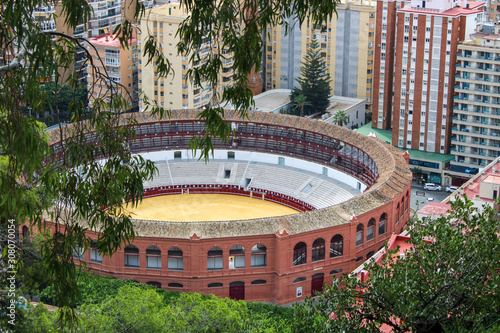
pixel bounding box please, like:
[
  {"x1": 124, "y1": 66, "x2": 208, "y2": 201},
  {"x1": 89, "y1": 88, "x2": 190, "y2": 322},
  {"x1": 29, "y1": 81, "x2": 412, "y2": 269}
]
[
  {"x1": 465, "y1": 167, "x2": 479, "y2": 174},
  {"x1": 427, "y1": 197, "x2": 435, "y2": 202},
  {"x1": 446, "y1": 186, "x2": 459, "y2": 193},
  {"x1": 424, "y1": 183, "x2": 442, "y2": 191}
]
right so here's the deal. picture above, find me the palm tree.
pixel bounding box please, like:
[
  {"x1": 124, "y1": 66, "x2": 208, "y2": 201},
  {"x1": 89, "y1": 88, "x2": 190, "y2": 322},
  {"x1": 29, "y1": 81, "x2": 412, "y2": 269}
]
[
  {"x1": 292, "y1": 91, "x2": 311, "y2": 117},
  {"x1": 333, "y1": 110, "x2": 349, "y2": 127}
]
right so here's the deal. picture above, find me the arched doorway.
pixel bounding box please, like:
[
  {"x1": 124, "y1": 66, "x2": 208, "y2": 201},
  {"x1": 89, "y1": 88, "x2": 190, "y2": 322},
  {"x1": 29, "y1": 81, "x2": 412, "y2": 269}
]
[{"x1": 229, "y1": 281, "x2": 245, "y2": 300}]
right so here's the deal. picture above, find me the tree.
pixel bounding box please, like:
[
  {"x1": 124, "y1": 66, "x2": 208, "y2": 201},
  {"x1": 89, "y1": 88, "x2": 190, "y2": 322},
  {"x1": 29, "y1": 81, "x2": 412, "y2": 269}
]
[
  {"x1": 296, "y1": 38, "x2": 331, "y2": 116},
  {"x1": 290, "y1": 88, "x2": 311, "y2": 117},
  {"x1": 0, "y1": 0, "x2": 340, "y2": 326},
  {"x1": 332, "y1": 110, "x2": 348, "y2": 127},
  {"x1": 293, "y1": 196, "x2": 500, "y2": 333},
  {"x1": 19, "y1": 286, "x2": 257, "y2": 332},
  {"x1": 39, "y1": 83, "x2": 88, "y2": 124}
]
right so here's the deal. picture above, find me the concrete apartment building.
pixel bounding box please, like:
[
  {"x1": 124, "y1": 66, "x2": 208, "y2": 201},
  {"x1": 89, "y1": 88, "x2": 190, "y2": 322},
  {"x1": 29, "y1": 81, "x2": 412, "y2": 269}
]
[
  {"x1": 88, "y1": 0, "x2": 154, "y2": 38},
  {"x1": 32, "y1": 0, "x2": 152, "y2": 82},
  {"x1": 33, "y1": 3, "x2": 87, "y2": 80},
  {"x1": 138, "y1": 2, "x2": 235, "y2": 110},
  {"x1": 372, "y1": 0, "x2": 484, "y2": 156},
  {"x1": 263, "y1": 0, "x2": 376, "y2": 115},
  {"x1": 87, "y1": 33, "x2": 138, "y2": 110},
  {"x1": 486, "y1": 0, "x2": 500, "y2": 23},
  {"x1": 450, "y1": 23, "x2": 500, "y2": 182}
]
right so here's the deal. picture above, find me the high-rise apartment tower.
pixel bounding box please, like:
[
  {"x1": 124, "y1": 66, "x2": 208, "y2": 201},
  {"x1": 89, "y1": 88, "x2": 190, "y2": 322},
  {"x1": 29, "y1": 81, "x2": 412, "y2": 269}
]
[{"x1": 372, "y1": 0, "x2": 484, "y2": 154}]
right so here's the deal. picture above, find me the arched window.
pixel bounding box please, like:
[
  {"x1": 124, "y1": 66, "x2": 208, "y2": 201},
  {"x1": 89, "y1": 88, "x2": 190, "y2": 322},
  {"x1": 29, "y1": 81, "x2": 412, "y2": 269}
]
[
  {"x1": 22, "y1": 226, "x2": 30, "y2": 241},
  {"x1": 367, "y1": 251, "x2": 375, "y2": 259},
  {"x1": 251, "y1": 244, "x2": 267, "y2": 267},
  {"x1": 400, "y1": 199, "x2": 404, "y2": 219},
  {"x1": 312, "y1": 238, "x2": 325, "y2": 262},
  {"x1": 229, "y1": 245, "x2": 245, "y2": 269},
  {"x1": 207, "y1": 247, "x2": 223, "y2": 270},
  {"x1": 396, "y1": 204, "x2": 400, "y2": 224},
  {"x1": 367, "y1": 218, "x2": 375, "y2": 241},
  {"x1": 330, "y1": 269, "x2": 342, "y2": 274},
  {"x1": 405, "y1": 192, "x2": 409, "y2": 211},
  {"x1": 293, "y1": 277, "x2": 306, "y2": 283},
  {"x1": 293, "y1": 242, "x2": 307, "y2": 266},
  {"x1": 208, "y1": 282, "x2": 223, "y2": 288},
  {"x1": 251, "y1": 280, "x2": 267, "y2": 285},
  {"x1": 356, "y1": 256, "x2": 363, "y2": 262},
  {"x1": 146, "y1": 281, "x2": 162, "y2": 288},
  {"x1": 124, "y1": 245, "x2": 140, "y2": 267},
  {"x1": 90, "y1": 241, "x2": 102, "y2": 263},
  {"x1": 356, "y1": 224, "x2": 364, "y2": 247},
  {"x1": 330, "y1": 235, "x2": 343, "y2": 258},
  {"x1": 146, "y1": 246, "x2": 161, "y2": 269},
  {"x1": 230, "y1": 281, "x2": 244, "y2": 286},
  {"x1": 168, "y1": 283, "x2": 183, "y2": 288},
  {"x1": 379, "y1": 213, "x2": 387, "y2": 236},
  {"x1": 168, "y1": 247, "x2": 183, "y2": 271}
]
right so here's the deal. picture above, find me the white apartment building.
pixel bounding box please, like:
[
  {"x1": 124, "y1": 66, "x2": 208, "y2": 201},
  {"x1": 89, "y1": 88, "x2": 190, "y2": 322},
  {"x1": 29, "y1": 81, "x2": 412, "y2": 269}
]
[{"x1": 451, "y1": 23, "x2": 500, "y2": 180}]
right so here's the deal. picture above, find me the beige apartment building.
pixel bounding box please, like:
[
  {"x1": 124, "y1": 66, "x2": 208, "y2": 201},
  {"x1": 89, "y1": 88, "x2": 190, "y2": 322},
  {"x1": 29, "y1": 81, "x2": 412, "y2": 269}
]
[
  {"x1": 87, "y1": 33, "x2": 138, "y2": 110},
  {"x1": 486, "y1": 0, "x2": 500, "y2": 23},
  {"x1": 138, "y1": 2, "x2": 235, "y2": 111},
  {"x1": 263, "y1": 0, "x2": 376, "y2": 115}
]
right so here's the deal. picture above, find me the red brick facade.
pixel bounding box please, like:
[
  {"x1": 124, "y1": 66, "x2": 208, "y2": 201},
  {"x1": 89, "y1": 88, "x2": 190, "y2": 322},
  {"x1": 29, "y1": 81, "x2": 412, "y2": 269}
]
[{"x1": 39, "y1": 196, "x2": 410, "y2": 304}]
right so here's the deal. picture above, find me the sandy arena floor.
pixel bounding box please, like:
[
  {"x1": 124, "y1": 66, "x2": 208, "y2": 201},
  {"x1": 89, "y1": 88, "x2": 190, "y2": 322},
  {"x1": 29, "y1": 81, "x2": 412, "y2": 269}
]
[{"x1": 125, "y1": 194, "x2": 300, "y2": 222}]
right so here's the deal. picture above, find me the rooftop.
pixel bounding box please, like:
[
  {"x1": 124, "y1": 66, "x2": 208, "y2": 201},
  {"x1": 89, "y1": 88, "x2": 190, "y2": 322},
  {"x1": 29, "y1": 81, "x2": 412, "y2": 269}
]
[
  {"x1": 356, "y1": 123, "x2": 454, "y2": 163},
  {"x1": 399, "y1": 1, "x2": 484, "y2": 17},
  {"x1": 454, "y1": 157, "x2": 500, "y2": 203},
  {"x1": 326, "y1": 95, "x2": 365, "y2": 114},
  {"x1": 89, "y1": 34, "x2": 137, "y2": 48},
  {"x1": 417, "y1": 201, "x2": 452, "y2": 217},
  {"x1": 252, "y1": 89, "x2": 292, "y2": 113}
]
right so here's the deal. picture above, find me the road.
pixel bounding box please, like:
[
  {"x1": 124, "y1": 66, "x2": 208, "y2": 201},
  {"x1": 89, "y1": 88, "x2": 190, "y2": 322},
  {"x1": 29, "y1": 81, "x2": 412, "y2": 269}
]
[{"x1": 409, "y1": 181, "x2": 452, "y2": 212}]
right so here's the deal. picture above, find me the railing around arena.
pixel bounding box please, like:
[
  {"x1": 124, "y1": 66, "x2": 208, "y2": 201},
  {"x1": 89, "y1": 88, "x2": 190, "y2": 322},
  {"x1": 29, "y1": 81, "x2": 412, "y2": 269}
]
[{"x1": 142, "y1": 184, "x2": 315, "y2": 212}]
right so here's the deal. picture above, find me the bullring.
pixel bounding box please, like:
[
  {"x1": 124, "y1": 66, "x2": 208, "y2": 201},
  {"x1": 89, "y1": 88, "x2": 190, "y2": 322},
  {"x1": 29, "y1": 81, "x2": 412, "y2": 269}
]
[{"x1": 39, "y1": 109, "x2": 412, "y2": 304}]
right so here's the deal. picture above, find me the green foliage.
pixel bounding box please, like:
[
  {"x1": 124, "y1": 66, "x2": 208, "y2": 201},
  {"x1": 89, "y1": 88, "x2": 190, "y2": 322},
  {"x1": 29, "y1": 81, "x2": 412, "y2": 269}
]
[
  {"x1": 39, "y1": 83, "x2": 88, "y2": 125},
  {"x1": 39, "y1": 271, "x2": 181, "y2": 307},
  {"x1": 290, "y1": 88, "x2": 311, "y2": 117},
  {"x1": 22, "y1": 285, "x2": 295, "y2": 332},
  {"x1": 293, "y1": 196, "x2": 500, "y2": 332},
  {"x1": 411, "y1": 166, "x2": 423, "y2": 175},
  {"x1": 14, "y1": 235, "x2": 51, "y2": 300},
  {"x1": 245, "y1": 302, "x2": 294, "y2": 332},
  {"x1": 332, "y1": 110, "x2": 348, "y2": 127},
  {"x1": 296, "y1": 38, "x2": 331, "y2": 115},
  {"x1": 13, "y1": 304, "x2": 56, "y2": 333}
]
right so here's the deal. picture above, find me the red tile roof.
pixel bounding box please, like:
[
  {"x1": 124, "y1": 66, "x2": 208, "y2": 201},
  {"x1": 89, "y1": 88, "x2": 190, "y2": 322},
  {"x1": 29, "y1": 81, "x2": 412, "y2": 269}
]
[
  {"x1": 89, "y1": 34, "x2": 137, "y2": 48},
  {"x1": 417, "y1": 202, "x2": 452, "y2": 217},
  {"x1": 398, "y1": 1, "x2": 484, "y2": 17}
]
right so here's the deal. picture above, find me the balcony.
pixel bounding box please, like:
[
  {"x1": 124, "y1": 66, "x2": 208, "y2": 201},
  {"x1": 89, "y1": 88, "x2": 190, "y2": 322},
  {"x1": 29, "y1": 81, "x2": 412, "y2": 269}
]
[
  {"x1": 455, "y1": 64, "x2": 500, "y2": 74},
  {"x1": 456, "y1": 52, "x2": 498, "y2": 63},
  {"x1": 105, "y1": 58, "x2": 120, "y2": 67},
  {"x1": 452, "y1": 107, "x2": 500, "y2": 117}
]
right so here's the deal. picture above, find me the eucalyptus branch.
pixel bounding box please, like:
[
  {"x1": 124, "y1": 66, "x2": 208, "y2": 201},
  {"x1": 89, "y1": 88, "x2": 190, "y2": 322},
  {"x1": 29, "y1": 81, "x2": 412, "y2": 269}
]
[{"x1": 0, "y1": 36, "x2": 28, "y2": 75}]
